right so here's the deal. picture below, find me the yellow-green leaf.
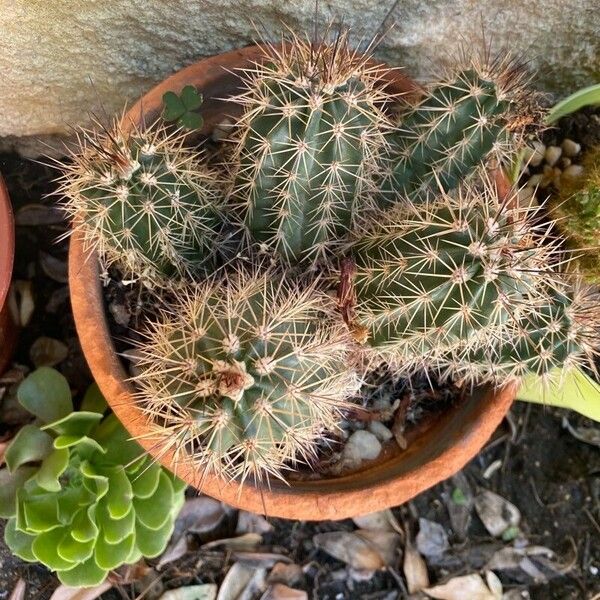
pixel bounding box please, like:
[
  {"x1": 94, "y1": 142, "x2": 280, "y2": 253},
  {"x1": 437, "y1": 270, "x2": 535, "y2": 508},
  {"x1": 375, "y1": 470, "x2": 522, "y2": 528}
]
[{"x1": 518, "y1": 367, "x2": 600, "y2": 422}]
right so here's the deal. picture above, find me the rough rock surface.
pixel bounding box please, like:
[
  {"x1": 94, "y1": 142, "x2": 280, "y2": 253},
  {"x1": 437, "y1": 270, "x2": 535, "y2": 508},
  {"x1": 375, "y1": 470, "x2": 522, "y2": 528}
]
[{"x1": 1, "y1": 0, "x2": 598, "y2": 155}]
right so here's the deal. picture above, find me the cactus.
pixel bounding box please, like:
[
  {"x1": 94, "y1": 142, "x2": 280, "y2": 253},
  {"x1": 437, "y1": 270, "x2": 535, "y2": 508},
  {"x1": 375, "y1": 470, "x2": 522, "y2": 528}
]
[
  {"x1": 549, "y1": 148, "x2": 600, "y2": 283},
  {"x1": 59, "y1": 118, "x2": 225, "y2": 282},
  {"x1": 229, "y1": 30, "x2": 394, "y2": 266},
  {"x1": 133, "y1": 270, "x2": 358, "y2": 484},
  {"x1": 442, "y1": 282, "x2": 600, "y2": 387},
  {"x1": 0, "y1": 368, "x2": 186, "y2": 587},
  {"x1": 379, "y1": 52, "x2": 539, "y2": 206},
  {"x1": 347, "y1": 178, "x2": 560, "y2": 369}
]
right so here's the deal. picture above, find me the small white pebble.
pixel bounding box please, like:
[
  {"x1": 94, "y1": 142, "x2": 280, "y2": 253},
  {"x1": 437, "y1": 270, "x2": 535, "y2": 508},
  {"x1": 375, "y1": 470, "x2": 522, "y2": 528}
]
[
  {"x1": 343, "y1": 430, "x2": 382, "y2": 462},
  {"x1": 560, "y1": 157, "x2": 572, "y2": 169},
  {"x1": 544, "y1": 145, "x2": 562, "y2": 167},
  {"x1": 367, "y1": 421, "x2": 394, "y2": 442},
  {"x1": 211, "y1": 118, "x2": 234, "y2": 142},
  {"x1": 528, "y1": 173, "x2": 543, "y2": 187},
  {"x1": 562, "y1": 164, "x2": 585, "y2": 179},
  {"x1": 561, "y1": 138, "x2": 581, "y2": 157},
  {"x1": 528, "y1": 141, "x2": 546, "y2": 167}
]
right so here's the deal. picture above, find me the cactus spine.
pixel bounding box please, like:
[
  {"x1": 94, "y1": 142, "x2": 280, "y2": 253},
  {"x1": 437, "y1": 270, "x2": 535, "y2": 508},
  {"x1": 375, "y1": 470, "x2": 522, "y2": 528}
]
[
  {"x1": 348, "y1": 179, "x2": 559, "y2": 367},
  {"x1": 60, "y1": 119, "x2": 225, "y2": 281},
  {"x1": 134, "y1": 270, "x2": 358, "y2": 483},
  {"x1": 379, "y1": 53, "x2": 538, "y2": 206},
  {"x1": 230, "y1": 31, "x2": 394, "y2": 266}
]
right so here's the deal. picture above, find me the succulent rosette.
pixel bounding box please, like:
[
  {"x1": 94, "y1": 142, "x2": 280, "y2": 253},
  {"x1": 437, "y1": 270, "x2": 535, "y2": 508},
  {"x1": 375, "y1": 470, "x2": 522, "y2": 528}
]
[{"x1": 0, "y1": 367, "x2": 186, "y2": 586}]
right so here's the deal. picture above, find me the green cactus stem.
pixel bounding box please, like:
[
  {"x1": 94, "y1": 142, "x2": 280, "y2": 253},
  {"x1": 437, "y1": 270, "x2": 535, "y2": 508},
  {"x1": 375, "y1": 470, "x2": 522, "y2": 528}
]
[
  {"x1": 229, "y1": 30, "x2": 395, "y2": 266},
  {"x1": 133, "y1": 269, "x2": 358, "y2": 484},
  {"x1": 379, "y1": 52, "x2": 540, "y2": 206},
  {"x1": 59, "y1": 118, "x2": 225, "y2": 282}
]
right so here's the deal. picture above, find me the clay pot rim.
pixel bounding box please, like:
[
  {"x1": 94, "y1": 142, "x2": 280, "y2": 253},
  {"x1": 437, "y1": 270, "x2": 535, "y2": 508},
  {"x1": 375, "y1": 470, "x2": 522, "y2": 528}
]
[{"x1": 68, "y1": 44, "x2": 516, "y2": 520}]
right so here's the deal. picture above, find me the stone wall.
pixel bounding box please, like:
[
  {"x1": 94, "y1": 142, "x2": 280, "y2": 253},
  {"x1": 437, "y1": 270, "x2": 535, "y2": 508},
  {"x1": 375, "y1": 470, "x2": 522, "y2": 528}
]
[{"x1": 0, "y1": 0, "x2": 598, "y2": 155}]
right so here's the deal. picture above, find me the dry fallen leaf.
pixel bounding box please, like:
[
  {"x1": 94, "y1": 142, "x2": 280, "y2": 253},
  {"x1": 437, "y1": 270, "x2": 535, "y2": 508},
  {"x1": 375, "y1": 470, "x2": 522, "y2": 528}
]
[
  {"x1": 159, "y1": 584, "x2": 218, "y2": 600},
  {"x1": 9, "y1": 579, "x2": 25, "y2": 600},
  {"x1": 8, "y1": 281, "x2": 35, "y2": 327},
  {"x1": 236, "y1": 511, "x2": 273, "y2": 535},
  {"x1": 202, "y1": 532, "x2": 263, "y2": 552},
  {"x1": 39, "y1": 252, "x2": 68, "y2": 283},
  {"x1": 158, "y1": 496, "x2": 227, "y2": 568},
  {"x1": 487, "y1": 545, "x2": 557, "y2": 582},
  {"x1": 314, "y1": 529, "x2": 400, "y2": 571},
  {"x1": 474, "y1": 491, "x2": 520, "y2": 538},
  {"x1": 416, "y1": 518, "x2": 449, "y2": 557},
  {"x1": 562, "y1": 416, "x2": 600, "y2": 447},
  {"x1": 267, "y1": 562, "x2": 304, "y2": 587},
  {"x1": 217, "y1": 562, "x2": 266, "y2": 600},
  {"x1": 259, "y1": 584, "x2": 307, "y2": 600},
  {"x1": 352, "y1": 509, "x2": 402, "y2": 534},
  {"x1": 425, "y1": 573, "x2": 499, "y2": 600},
  {"x1": 30, "y1": 336, "x2": 69, "y2": 368},
  {"x1": 403, "y1": 535, "x2": 429, "y2": 594},
  {"x1": 232, "y1": 552, "x2": 292, "y2": 568},
  {"x1": 49, "y1": 582, "x2": 112, "y2": 600}
]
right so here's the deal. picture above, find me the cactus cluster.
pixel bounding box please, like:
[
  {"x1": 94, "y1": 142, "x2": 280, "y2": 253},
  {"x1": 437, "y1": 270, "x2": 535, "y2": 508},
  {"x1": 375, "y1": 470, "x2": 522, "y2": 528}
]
[
  {"x1": 60, "y1": 119, "x2": 226, "y2": 281},
  {"x1": 229, "y1": 31, "x2": 394, "y2": 266},
  {"x1": 549, "y1": 147, "x2": 600, "y2": 283},
  {"x1": 57, "y1": 28, "x2": 600, "y2": 489},
  {"x1": 0, "y1": 368, "x2": 185, "y2": 586},
  {"x1": 133, "y1": 271, "x2": 357, "y2": 483}
]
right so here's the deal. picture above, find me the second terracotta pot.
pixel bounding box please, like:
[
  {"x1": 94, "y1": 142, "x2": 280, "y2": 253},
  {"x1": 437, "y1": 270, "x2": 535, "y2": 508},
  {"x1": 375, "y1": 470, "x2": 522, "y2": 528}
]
[
  {"x1": 0, "y1": 174, "x2": 16, "y2": 374},
  {"x1": 69, "y1": 45, "x2": 515, "y2": 520}
]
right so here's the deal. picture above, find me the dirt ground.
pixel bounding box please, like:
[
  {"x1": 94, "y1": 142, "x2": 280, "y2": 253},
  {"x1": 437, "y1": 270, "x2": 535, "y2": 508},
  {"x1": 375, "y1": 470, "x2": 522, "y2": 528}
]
[{"x1": 0, "y1": 132, "x2": 599, "y2": 599}]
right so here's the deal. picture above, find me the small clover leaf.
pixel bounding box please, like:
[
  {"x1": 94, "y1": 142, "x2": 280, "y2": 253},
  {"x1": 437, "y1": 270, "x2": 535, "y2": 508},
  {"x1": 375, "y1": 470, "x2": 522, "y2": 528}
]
[{"x1": 162, "y1": 85, "x2": 204, "y2": 130}]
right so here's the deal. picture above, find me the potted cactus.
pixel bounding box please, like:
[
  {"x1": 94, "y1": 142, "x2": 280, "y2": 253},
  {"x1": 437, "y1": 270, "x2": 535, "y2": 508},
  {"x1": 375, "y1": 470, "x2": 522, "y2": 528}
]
[
  {"x1": 62, "y1": 30, "x2": 600, "y2": 520},
  {"x1": 0, "y1": 368, "x2": 185, "y2": 586},
  {"x1": 0, "y1": 173, "x2": 16, "y2": 374}
]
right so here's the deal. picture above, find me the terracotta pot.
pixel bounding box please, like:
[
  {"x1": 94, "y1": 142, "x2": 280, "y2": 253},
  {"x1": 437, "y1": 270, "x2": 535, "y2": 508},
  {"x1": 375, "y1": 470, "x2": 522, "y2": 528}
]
[
  {"x1": 69, "y1": 45, "x2": 516, "y2": 520},
  {"x1": 0, "y1": 173, "x2": 16, "y2": 374}
]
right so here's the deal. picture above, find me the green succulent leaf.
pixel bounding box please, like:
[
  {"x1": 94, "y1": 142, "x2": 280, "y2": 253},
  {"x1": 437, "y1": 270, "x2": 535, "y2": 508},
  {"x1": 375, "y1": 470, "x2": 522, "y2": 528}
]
[
  {"x1": 95, "y1": 532, "x2": 135, "y2": 571},
  {"x1": 54, "y1": 434, "x2": 104, "y2": 455},
  {"x1": 71, "y1": 505, "x2": 99, "y2": 543},
  {"x1": 98, "y1": 500, "x2": 135, "y2": 544},
  {"x1": 105, "y1": 467, "x2": 134, "y2": 519},
  {"x1": 0, "y1": 467, "x2": 36, "y2": 518},
  {"x1": 42, "y1": 411, "x2": 104, "y2": 437},
  {"x1": 58, "y1": 556, "x2": 109, "y2": 587},
  {"x1": 135, "y1": 513, "x2": 175, "y2": 558},
  {"x1": 32, "y1": 527, "x2": 76, "y2": 570},
  {"x1": 129, "y1": 462, "x2": 161, "y2": 499},
  {"x1": 81, "y1": 383, "x2": 108, "y2": 414},
  {"x1": 5, "y1": 425, "x2": 54, "y2": 473},
  {"x1": 546, "y1": 83, "x2": 600, "y2": 124},
  {"x1": 81, "y1": 461, "x2": 109, "y2": 500},
  {"x1": 4, "y1": 518, "x2": 36, "y2": 562},
  {"x1": 35, "y1": 447, "x2": 69, "y2": 492},
  {"x1": 518, "y1": 366, "x2": 600, "y2": 422},
  {"x1": 93, "y1": 415, "x2": 143, "y2": 466},
  {"x1": 162, "y1": 86, "x2": 204, "y2": 130},
  {"x1": 57, "y1": 531, "x2": 95, "y2": 563},
  {"x1": 133, "y1": 471, "x2": 174, "y2": 530},
  {"x1": 18, "y1": 368, "x2": 73, "y2": 424},
  {"x1": 22, "y1": 493, "x2": 61, "y2": 533}
]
